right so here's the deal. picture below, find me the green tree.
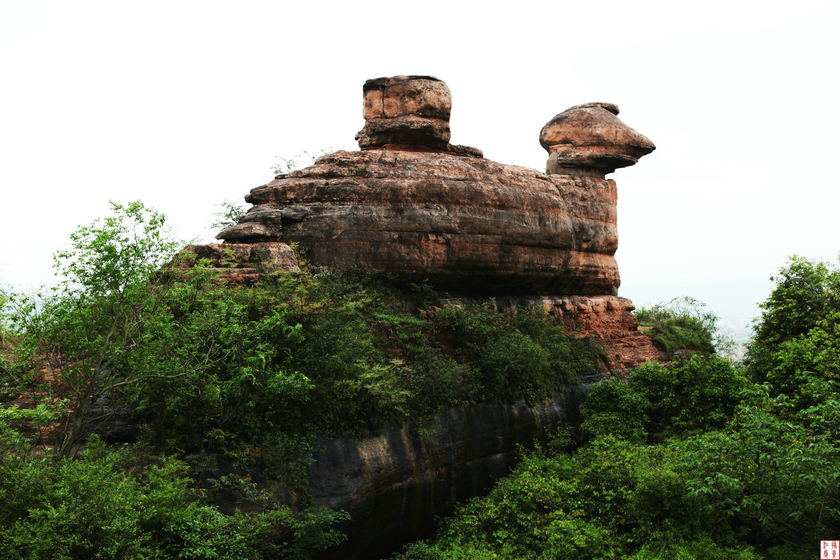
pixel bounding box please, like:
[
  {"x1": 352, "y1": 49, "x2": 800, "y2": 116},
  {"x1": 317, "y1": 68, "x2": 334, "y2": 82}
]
[
  {"x1": 210, "y1": 199, "x2": 247, "y2": 230},
  {"x1": 5, "y1": 201, "x2": 189, "y2": 457},
  {"x1": 580, "y1": 355, "x2": 749, "y2": 444},
  {"x1": 746, "y1": 256, "x2": 840, "y2": 405}
]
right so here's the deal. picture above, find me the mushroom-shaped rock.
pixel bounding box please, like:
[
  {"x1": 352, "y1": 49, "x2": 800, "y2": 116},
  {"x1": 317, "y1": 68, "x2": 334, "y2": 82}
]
[
  {"x1": 539, "y1": 102, "x2": 655, "y2": 176},
  {"x1": 355, "y1": 75, "x2": 452, "y2": 151}
]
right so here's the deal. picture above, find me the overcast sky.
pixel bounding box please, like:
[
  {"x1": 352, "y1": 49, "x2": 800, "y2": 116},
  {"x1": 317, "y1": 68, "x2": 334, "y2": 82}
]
[{"x1": 2, "y1": 1, "x2": 838, "y2": 341}]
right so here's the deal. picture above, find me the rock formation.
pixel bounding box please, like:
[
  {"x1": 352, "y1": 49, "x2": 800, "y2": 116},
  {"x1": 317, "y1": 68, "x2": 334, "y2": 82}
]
[
  {"x1": 186, "y1": 73, "x2": 665, "y2": 366},
  {"x1": 214, "y1": 75, "x2": 654, "y2": 298},
  {"x1": 540, "y1": 102, "x2": 655, "y2": 176},
  {"x1": 181, "y1": 75, "x2": 667, "y2": 558}
]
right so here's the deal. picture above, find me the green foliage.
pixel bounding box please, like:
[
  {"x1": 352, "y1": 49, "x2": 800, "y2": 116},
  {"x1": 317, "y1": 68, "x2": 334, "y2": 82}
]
[
  {"x1": 581, "y1": 354, "x2": 749, "y2": 444},
  {"x1": 1, "y1": 199, "x2": 605, "y2": 559},
  {"x1": 435, "y1": 303, "x2": 604, "y2": 404},
  {"x1": 128, "y1": 266, "x2": 604, "y2": 459},
  {"x1": 580, "y1": 375, "x2": 650, "y2": 444},
  {"x1": 4, "y1": 201, "x2": 185, "y2": 457},
  {"x1": 402, "y1": 438, "x2": 694, "y2": 559},
  {"x1": 414, "y1": 262, "x2": 840, "y2": 559},
  {"x1": 746, "y1": 256, "x2": 840, "y2": 407},
  {"x1": 667, "y1": 397, "x2": 840, "y2": 555},
  {"x1": 412, "y1": 403, "x2": 840, "y2": 559},
  {"x1": 634, "y1": 296, "x2": 724, "y2": 355},
  {"x1": 751, "y1": 255, "x2": 840, "y2": 349},
  {"x1": 0, "y1": 443, "x2": 350, "y2": 559}
]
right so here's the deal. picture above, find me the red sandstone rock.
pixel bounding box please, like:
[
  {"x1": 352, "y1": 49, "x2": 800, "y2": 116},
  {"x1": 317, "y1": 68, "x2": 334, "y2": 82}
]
[
  {"x1": 199, "y1": 77, "x2": 657, "y2": 311},
  {"x1": 356, "y1": 76, "x2": 452, "y2": 151},
  {"x1": 539, "y1": 102, "x2": 655, "y2": 175},
  {"x1": 225, "y1": 149, "x2": 620, "y2": 295},
  {"x1": 210, "y1": 78, "x2": 655, "y2": 296}
]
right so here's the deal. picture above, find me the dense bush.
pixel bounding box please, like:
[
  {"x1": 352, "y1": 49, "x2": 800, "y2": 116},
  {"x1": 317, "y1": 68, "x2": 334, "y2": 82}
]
[
  {"x1": 0, "y1": 201, "x2": 606, "y2": 558},
  {"x1": 9, "y1": 200, "x2": 838, "y2": 559},
  {"x1": 580, "y1": 354, "x2": 749, "y2": 444},
  {"x1": 128, "y1": 267, "x2": 604, "y2": 462},
  {"x1": 396, "y1": 399, "x2": 839, "y2": 559},
  {"x1": 634, "y1": 296, "x2": 724, "y2": 355},
  {"x1": 746, "y1": 256, "x2": 840, "y2": 408},
  {"x1": 0, "y1": 438, "x2": 350, "y2": 559}
]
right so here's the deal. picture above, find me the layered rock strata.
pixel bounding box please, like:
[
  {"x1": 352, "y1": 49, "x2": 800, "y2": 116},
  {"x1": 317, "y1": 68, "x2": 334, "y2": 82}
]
[
  {"x1": 216, "y1": 75, "x2": 654, "y2": 296},
  {"x1": 540, "y1": 102, "x2": 655, "y2": 176}
]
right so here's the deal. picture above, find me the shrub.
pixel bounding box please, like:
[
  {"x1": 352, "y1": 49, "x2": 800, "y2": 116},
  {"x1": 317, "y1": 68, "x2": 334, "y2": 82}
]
[
  {"x1": 435, "y1": 303, "x2": 604, "y2": 404},
  {"x1": 635, "y1": 296, "x2": 723, "y2": 355},
  {"x1": 0, "y1": 441, "x2": 351, "y2": 559},
  {"x1": 581, "y1": 355, "x2": 749, "y2": 444}
]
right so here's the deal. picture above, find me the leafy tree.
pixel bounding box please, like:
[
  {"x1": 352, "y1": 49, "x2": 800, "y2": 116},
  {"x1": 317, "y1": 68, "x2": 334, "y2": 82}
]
[
  {"x1": 4, "y1": 201, "x2": 188, "y2": 457},
  {"x1": 210, "y1": 198, "x2": 247, "y2": 230},
  {"x1": 751, "y1": 256, "x2": 840, "y2": 348},
  {"x1": 0, "y1": 440, "x2": 350, "y2": 559},
  {"x1": 746, "y1": 256, "x2": 840, "y2": 405},
  {"x1": 580, "y1": 355, "x2": 749, "y2": 445}
]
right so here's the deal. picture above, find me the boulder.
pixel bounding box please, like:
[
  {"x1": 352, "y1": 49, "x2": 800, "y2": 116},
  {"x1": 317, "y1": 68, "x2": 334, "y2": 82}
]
[
  {"x1": 539, "y1": 102, "x2": 656, "y2": 176},
  {"x1": 355, "y1": 75, "x2": 452, "y2": 151}
]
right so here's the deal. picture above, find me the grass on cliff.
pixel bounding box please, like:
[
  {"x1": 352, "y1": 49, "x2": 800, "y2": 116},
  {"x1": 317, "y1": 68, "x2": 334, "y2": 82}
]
[{"x1": 634, "y1": 296, "x2": 721, "y2": 355}]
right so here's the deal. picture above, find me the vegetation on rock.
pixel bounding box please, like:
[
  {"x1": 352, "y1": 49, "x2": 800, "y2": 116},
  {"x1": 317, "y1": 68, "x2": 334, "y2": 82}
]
[
  {"x1": 633, "y1": 296, "x2": 730, "y2": 356},
  {"x1": 4, "y1": 198, "x2": 838, "y2": 559},
  {"x1": 391, "y1": 256, "x2": 840, "y2": 560},
  {"x1": 0, "y1": 201, "x2": 605, "y2": 558}
]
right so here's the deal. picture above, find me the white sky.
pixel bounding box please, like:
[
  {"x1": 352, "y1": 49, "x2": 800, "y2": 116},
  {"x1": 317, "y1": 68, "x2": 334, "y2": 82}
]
[{"x1": 2, "y1": 1, "x2": 839, "y2": 341}]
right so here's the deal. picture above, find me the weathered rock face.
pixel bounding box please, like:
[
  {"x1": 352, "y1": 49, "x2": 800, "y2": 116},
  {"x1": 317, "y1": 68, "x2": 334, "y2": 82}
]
[
  {"x1": 177, "y1": 242, "x2": 298, "y2": 285},
  {"x1": 215, "y1": 75, "x2": 654, "y2": 296},
  {"x1": 539, "y1": 102, "x2": 656, "y2": 176},
  {"x1": 223, "y1": 150, "x2": 619, "y2": 295}
]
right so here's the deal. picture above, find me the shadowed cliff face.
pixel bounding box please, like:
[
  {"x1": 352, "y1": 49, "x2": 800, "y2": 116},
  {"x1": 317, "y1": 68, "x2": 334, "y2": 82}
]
[{"x1": 301, "y1": 368, "x2": 601, "y2": 560}]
